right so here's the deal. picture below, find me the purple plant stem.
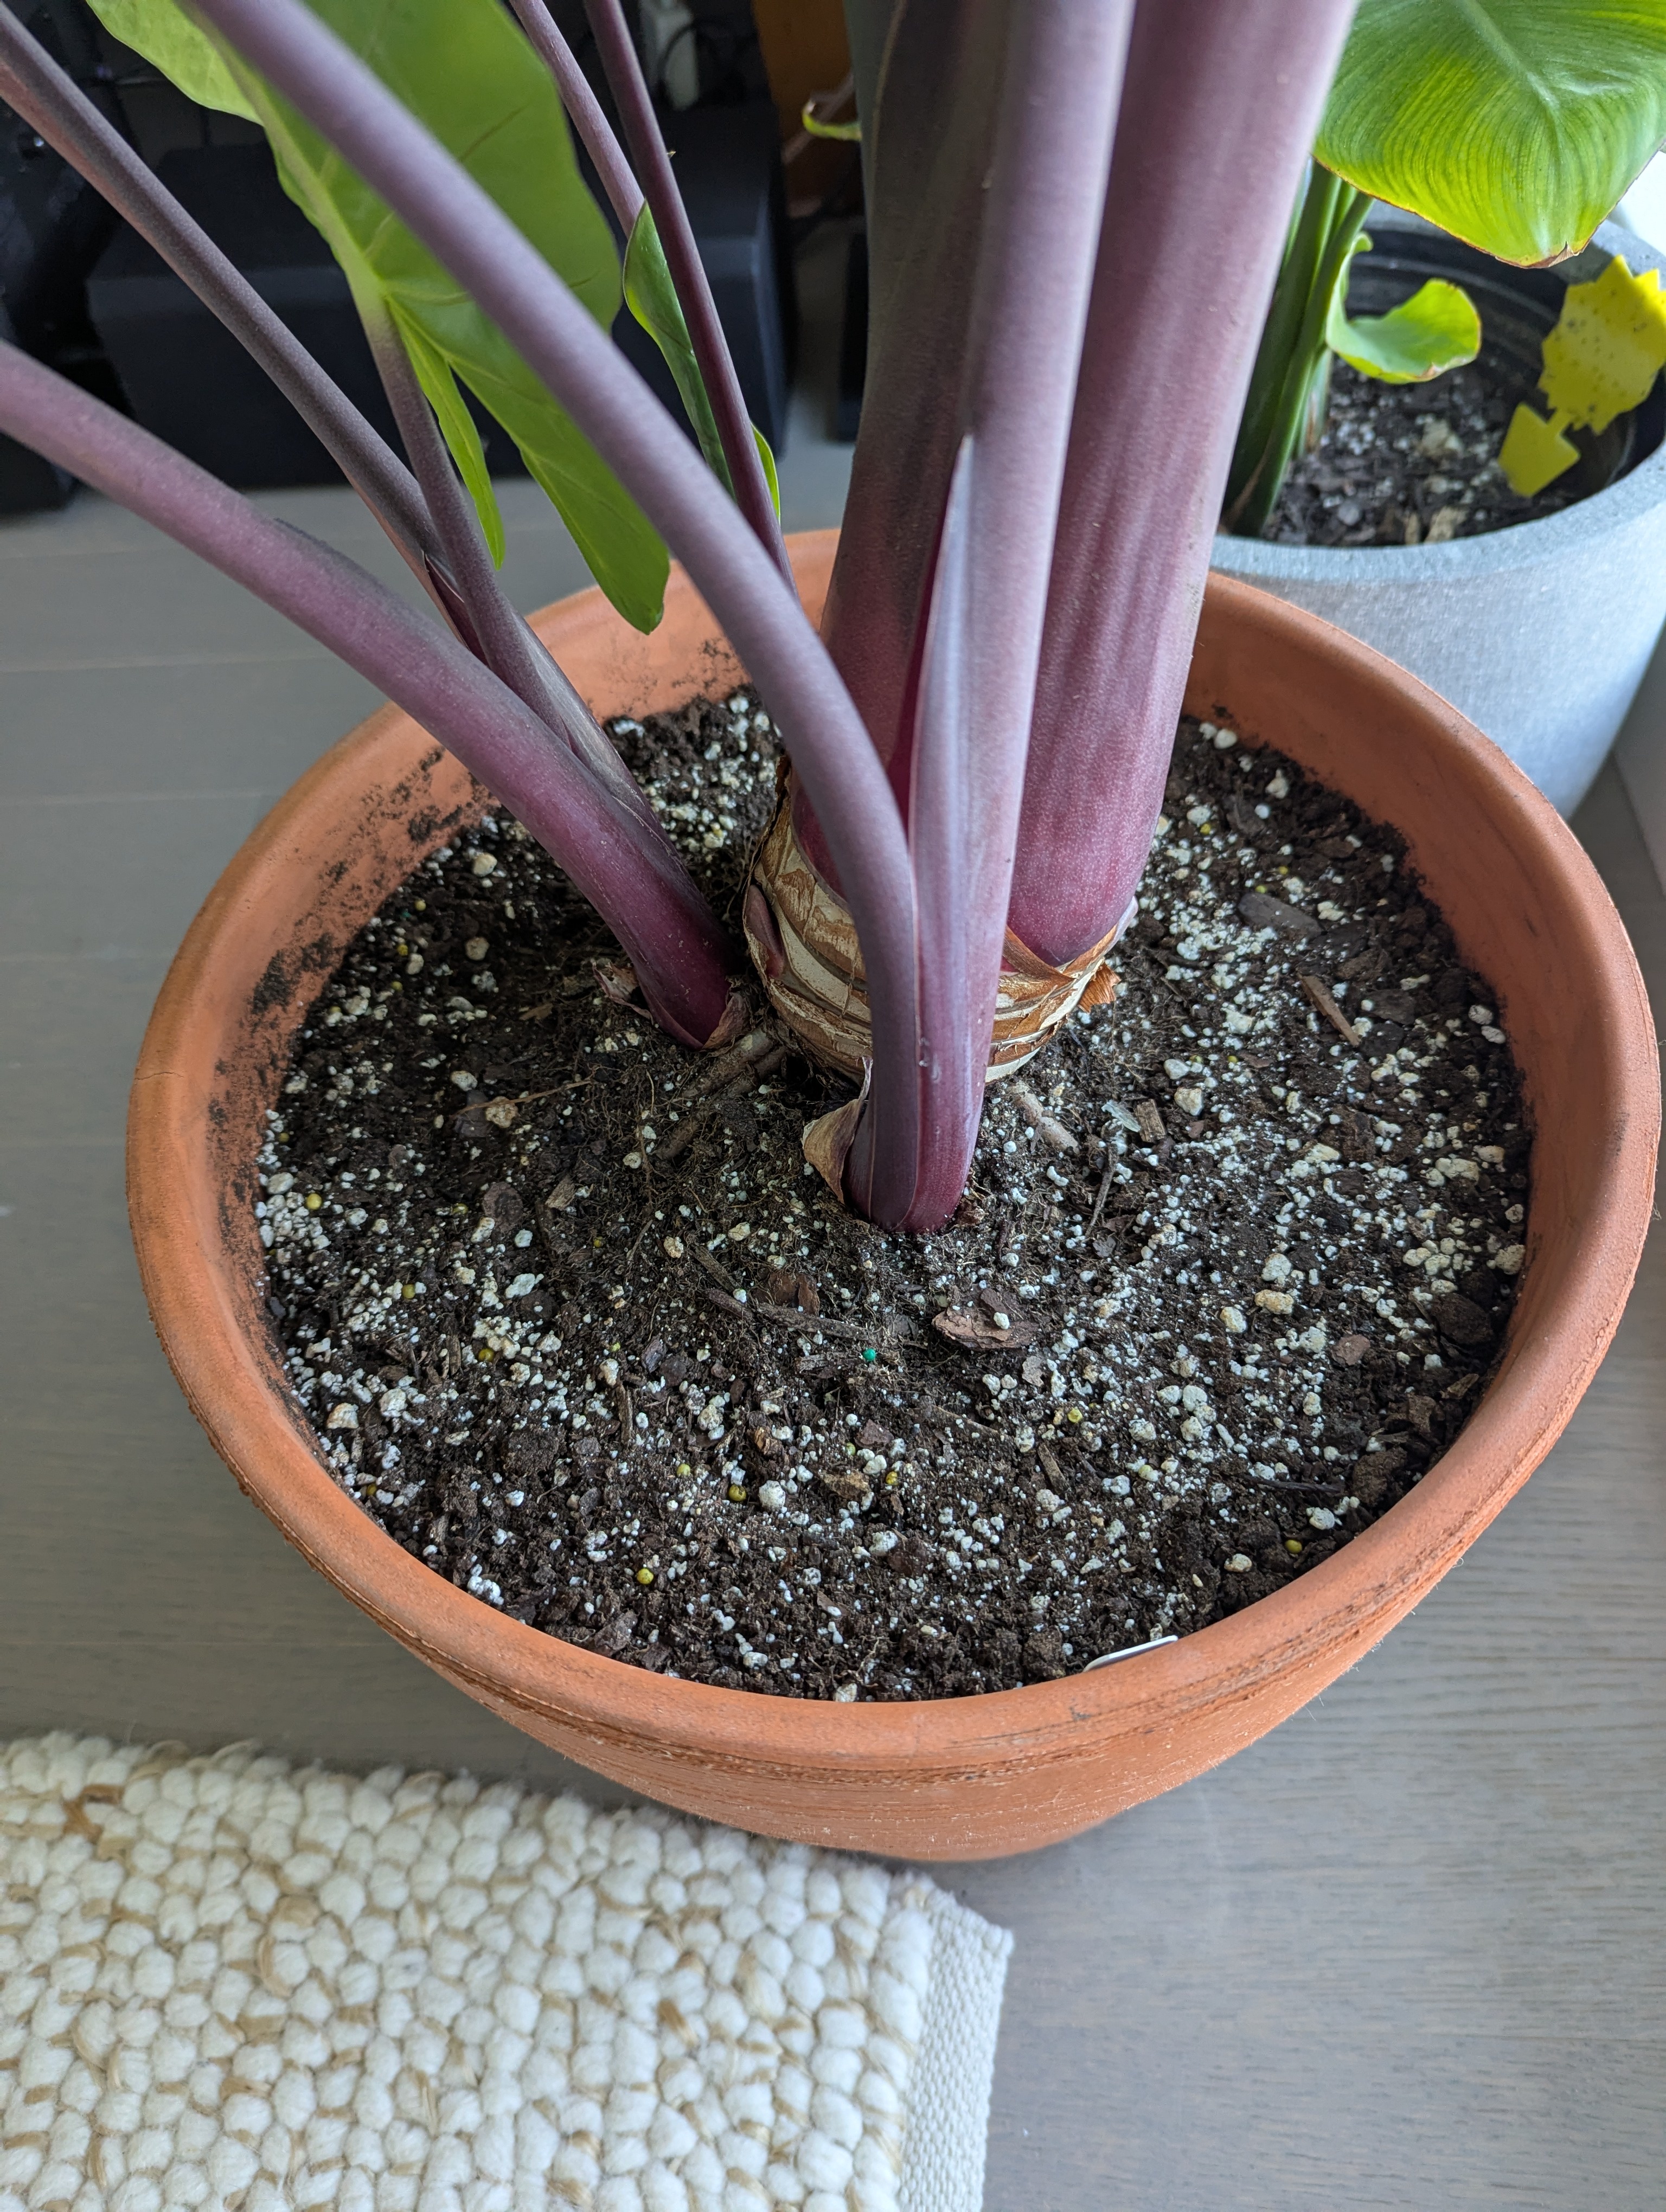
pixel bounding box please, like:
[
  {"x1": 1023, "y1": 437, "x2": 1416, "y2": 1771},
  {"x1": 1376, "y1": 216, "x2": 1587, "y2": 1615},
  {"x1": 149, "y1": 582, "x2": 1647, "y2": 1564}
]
[
  {"x1": 0, "y1": 3, "x2": 439, "y2": 576},
  {"x1": 902, "y1": 0, "x2": 1130, "y2": 1232},
  {"x1": 1008, "y1": 0, "x2": 1357, "y2": 967},
  {"x1": 0, "y1": 342, "x2": 735, "y2": 1046},
  {"x1": 504, "y1": 0, "x2": 643, "y2": 230},
  {"x1": 901, "y1": 440, "x2": 977, "y2": 1228},
  {"x1": 580, "y1": 0, "x2": 788, "y2": 575},
  {"x1": 190, "y1": 0, "x2": 922, "y2": 1225},
  {"x1": 841, "y1": 0, "x2": 894, "y2": 205},
  {"x1": 363, "y1": 300, "x2": 662, "y2": 835},
  {"x1": 806, "y1": 0, "x2": 1012, "y2": 870}
]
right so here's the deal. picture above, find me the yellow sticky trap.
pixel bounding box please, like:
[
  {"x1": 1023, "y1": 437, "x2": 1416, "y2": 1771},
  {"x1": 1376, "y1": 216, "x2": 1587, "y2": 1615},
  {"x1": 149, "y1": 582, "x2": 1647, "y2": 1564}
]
[
  {"x1": 1500, "y1": 255, "x2": 1666, "y2": 496},
  {"x1": 1542, "y1": 256, "x2": 1666, "y2": 435},
  {"x1": 1498, "y1": 404, "x2": 1580, "y2": 496}
]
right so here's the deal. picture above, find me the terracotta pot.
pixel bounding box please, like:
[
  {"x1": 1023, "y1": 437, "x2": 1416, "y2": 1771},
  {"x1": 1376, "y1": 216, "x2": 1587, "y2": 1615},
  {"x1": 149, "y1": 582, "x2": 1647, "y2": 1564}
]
[{"x1": 129, "y1": 531, "x2": 1658, "y2": 1861}]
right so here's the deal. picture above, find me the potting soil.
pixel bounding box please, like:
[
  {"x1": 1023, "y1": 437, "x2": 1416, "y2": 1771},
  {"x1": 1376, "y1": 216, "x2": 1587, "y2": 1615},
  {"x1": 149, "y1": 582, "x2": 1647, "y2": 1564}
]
[
  {"x1": 254, "y1": 699, "x2": 1529, "y2": 1701},
  {"x1": 1263, "y1": 358, "x2": 1587, "y2": 548}
]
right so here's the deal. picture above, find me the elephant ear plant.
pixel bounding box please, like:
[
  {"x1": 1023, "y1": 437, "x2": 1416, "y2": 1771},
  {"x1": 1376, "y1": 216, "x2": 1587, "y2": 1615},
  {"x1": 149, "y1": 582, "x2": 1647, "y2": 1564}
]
[
  {"x1": 1225, "y1": 0, "x2": 1666, "y2": 537},
  {"x1": 0, "y1": 0, "x2": 1361, "y2": 1235}
]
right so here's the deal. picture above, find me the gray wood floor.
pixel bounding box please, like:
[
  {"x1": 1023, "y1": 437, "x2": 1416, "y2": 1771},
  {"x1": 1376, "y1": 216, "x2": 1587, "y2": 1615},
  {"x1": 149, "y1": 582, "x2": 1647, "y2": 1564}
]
[{"x1": 3, "y1": 301, "x2": 1663, "y2": 2202}]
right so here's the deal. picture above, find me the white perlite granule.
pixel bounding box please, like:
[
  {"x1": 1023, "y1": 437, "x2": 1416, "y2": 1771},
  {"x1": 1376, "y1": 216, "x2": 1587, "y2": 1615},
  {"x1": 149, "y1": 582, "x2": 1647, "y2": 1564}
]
[{"x1": 0, "y1": 1737, "x2": 1010, "y2": 2212}]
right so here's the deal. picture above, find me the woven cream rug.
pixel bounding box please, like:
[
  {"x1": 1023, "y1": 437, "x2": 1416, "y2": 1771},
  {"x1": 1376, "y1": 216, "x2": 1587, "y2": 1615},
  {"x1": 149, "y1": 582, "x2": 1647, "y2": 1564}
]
[{"x1": 0, "y1": 1736, "x2": 1011, "y2": 2212}]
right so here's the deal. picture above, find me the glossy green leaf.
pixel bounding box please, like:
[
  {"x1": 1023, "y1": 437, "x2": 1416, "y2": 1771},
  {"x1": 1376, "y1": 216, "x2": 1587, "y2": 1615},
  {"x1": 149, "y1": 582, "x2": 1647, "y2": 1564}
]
[
  {"x1": 1327, "y1": 247, "x2": 1482, "y2": 383},
  {"x1": 621, "y1": 203, "x2": 781, "y2": 518},
  {"x1": 754, "y1": 425, "x2": 780, "y2": 518},
  {"x1": 1317, "y1": 0, "x2": 1666, "y2": 266},
  {"x1": 392, "y1": 310, "x2": 506, "y2": 565},
  {"x1": 89, "y1": 0, "x2": 669, "y2": 629},
  {"x1": 87, "y1": 0, "x2": 257, "y2": 119},
  {"x1": 623, "y1": 204, "x2": 733, "y2": 492}
]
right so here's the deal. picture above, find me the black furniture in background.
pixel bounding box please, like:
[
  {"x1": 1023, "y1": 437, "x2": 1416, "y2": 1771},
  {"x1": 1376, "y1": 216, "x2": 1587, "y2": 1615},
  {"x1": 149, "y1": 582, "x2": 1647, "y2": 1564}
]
[
  {"x1": 87, "y1": 143, "x2": 434, "y2": 490},
  {"x1": 86, "y1": 108, "x2": 794, "y2": 497},
  {"x1": 616, "y1": 100, "x2": 795, "y2": 451},
  {"x1": 0, "y1": 0, "x2": 126, "y2": 513}
]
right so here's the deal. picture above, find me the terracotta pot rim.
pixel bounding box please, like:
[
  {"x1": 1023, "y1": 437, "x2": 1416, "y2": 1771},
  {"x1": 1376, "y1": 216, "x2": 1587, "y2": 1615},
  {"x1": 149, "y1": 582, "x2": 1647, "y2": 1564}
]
[{"x1": 127, "y1": 542, "x2": 1658, "y2": 1817}]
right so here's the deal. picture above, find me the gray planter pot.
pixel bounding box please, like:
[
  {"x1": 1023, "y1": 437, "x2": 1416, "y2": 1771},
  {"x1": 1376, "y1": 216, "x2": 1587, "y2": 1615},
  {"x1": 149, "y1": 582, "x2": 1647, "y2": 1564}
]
[{"x1": 1211, "y1": 213, "x2": 1666, "y2": 816}]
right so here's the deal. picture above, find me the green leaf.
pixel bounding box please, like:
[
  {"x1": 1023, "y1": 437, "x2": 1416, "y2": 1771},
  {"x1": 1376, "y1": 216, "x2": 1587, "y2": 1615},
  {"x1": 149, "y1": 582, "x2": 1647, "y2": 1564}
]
[
  {"x1": 1327, "y1": 239, "x2": 1482, "y2": 383},
  {"x1": 86, "y1": 0, "x2": 258, "y2": 118},
  {"x1": 1317, "y1": 0, "x2": 1666, "y2": 266},
  {"x1": 800, "y1": 96, "x2": 861, "y2": 142},
  {"x1": 92, "y1": 0, "x2": 669, "y2": 629},
  {"x1": 621, "y1": 203, "x2": 781, "y2": 518},
  {"x1": 754, "y1": 425, "x2": 780, "y2": 518},
  {"x1": 623, "y1": 205, "x2": 733, "y2": 492},
  {"x1": 407, "y1": 293, "x2": 669, "y2": 624},
  {"x1": 390, "y1": 308, "x2": 505, "y2": 565}
]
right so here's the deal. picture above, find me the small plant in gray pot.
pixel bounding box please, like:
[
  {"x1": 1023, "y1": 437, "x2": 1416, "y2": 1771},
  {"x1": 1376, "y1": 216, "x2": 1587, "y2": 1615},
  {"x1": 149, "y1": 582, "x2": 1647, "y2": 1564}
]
[{"x1": 1213, "y1": 0, "x2": 1666, "y2": 816}]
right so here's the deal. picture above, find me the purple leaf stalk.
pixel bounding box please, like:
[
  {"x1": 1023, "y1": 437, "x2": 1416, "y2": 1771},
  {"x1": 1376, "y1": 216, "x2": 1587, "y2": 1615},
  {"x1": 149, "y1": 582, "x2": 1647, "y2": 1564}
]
[
  {"x1": 0, "y1": 6, "x2": 435, "y2": 575},
  {"x1": 1011, "y1": 0, "x2": 1359, "y2": 967},
  {"x1": 0, "y1": 0, "x2": 1357, "y2": 1236},
  {"x1": 0, "y1": 343, "x2": 736, "y2": 1047},
  {"x1": 774, "y1": 0, "x2": 1354, "y2": 1218},
  {"x1": 579, "y1": 0, "x2": 789, "y2": 575}
]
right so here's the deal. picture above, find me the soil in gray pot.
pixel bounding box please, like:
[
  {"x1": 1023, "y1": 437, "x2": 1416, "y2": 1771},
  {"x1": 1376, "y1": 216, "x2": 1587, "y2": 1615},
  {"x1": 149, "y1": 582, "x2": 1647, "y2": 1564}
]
[
  {"x1": 255, "y1": 699, "x2": 1529, "y2": 1701},
  {"x1": 1263, "y1": 358, "x2": 1587, "y2": 548}
]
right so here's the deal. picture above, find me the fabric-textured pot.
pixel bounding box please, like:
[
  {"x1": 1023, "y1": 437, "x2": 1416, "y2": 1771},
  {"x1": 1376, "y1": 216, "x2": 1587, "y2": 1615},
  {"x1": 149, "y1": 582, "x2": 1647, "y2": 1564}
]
[
  {"x1": 1212, "y1": 213, "x2": 1666, "y2": 818},
  {"x1": 128, "y1": 533, "x2": 1658, "y2": 1861}
]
